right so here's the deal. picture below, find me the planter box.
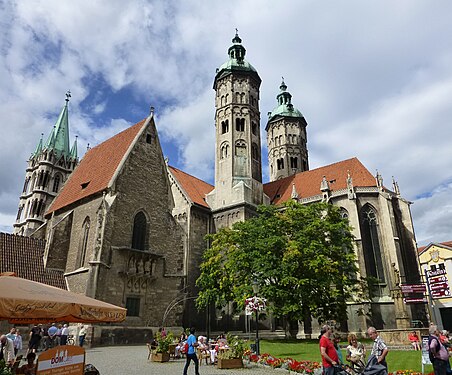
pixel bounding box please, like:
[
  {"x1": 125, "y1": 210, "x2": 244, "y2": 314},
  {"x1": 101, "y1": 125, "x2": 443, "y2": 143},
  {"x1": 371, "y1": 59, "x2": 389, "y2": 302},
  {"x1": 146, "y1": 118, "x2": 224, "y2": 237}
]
[
  {"x1": 152, "y1": 352, "x2": 170, "y2": 362},
  {"x1": 217, "y1": 358, "x2": 243, "y2": 369}
]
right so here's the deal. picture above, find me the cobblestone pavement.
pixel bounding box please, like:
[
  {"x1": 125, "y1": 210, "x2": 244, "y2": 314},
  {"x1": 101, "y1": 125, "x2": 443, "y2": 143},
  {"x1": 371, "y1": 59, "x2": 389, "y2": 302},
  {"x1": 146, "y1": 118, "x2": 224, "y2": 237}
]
[{"x1": 85, "y1": 345, "x2": 276, "y2": 375}]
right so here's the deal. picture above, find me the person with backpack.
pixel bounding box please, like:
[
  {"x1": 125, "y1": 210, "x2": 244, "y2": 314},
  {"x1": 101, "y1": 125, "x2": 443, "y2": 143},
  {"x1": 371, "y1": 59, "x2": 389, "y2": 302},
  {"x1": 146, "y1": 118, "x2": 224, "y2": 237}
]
[
  {"x1": 183, "y1": 327, "x2": 200, "y2": 375},
  {"x1": 429, "y1": 325, "x2": 450, "y2": 375}
]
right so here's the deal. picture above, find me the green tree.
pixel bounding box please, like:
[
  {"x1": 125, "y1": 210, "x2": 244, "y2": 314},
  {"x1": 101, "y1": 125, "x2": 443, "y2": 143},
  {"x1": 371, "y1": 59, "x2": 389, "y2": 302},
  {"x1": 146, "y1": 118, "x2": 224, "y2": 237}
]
[{"x1": 196, "y1": 201, "x2": 361, "y2": 325}]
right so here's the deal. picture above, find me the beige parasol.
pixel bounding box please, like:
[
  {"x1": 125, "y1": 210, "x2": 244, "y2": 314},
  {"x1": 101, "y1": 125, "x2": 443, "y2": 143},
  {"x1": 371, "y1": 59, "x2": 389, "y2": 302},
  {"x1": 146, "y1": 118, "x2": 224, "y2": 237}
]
[{"x1": 0, "y1": 274, "x2": 127, "y2": 323}]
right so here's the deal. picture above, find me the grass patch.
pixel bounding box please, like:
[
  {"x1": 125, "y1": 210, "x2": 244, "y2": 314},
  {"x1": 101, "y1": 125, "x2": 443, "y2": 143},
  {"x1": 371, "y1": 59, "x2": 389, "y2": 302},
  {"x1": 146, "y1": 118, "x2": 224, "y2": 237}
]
[{"x1": 259, "y1": 339, "x2": 433, "y2": 373}]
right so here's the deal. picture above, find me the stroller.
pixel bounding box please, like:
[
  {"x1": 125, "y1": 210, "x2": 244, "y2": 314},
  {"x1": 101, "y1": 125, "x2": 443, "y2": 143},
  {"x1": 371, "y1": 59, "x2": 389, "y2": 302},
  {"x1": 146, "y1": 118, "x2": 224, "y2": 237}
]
[{"x1": 362, "y1": 355, "x2": 387, "y2": 375}]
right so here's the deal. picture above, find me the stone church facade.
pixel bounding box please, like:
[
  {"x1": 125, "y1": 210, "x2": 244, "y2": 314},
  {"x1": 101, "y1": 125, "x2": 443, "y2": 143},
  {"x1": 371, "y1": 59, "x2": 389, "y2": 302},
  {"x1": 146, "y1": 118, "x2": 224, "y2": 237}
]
[{"x1": 10, "y1": 32, "x2": 425, "y2": 339}]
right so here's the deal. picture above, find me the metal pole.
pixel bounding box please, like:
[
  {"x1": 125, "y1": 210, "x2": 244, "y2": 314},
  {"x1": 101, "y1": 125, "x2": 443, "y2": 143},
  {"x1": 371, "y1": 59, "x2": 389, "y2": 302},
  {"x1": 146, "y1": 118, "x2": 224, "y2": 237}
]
[{"x1": 255, "y1": 309, "x2": 260, "y2": 355}]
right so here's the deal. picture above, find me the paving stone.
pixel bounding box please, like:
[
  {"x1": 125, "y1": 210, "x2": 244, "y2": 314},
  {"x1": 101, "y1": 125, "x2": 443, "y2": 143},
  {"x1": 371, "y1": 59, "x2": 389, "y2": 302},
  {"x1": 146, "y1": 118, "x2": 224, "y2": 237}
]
[{"x1": 84, "y1": 345, "x2": 277, "y2": 375}]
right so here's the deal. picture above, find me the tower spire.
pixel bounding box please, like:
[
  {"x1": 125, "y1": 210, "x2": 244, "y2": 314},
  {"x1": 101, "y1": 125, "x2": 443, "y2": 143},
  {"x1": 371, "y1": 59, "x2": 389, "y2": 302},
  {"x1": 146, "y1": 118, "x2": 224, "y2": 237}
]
[{"x1": 70, "y1": 135, "x2": 78, "y2": 160}]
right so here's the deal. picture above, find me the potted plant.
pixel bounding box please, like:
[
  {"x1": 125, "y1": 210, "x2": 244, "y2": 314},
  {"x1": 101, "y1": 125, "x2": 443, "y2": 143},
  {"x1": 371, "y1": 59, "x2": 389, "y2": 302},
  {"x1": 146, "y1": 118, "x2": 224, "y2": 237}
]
[
  {"x1": 217, "y1": 334, "x2": 248, "y2": 369},
  {"x1": 0, "y1": 360, "x2": 12, "y2": 375},
  {"x1": 152, "y1": 331, "x2": 174, "y2": 362}
]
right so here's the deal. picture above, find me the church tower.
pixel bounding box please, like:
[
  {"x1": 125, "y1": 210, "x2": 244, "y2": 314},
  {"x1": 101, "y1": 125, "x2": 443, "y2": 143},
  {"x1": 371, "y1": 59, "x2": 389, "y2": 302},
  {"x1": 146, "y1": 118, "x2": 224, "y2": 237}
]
[
  {"x1": 266, "y1": 79, "x2": 309, "y2": 181},
  {"x1": 13, "y1": 92, "x2": 78, "y2": 236},
  {"x1": 206, "y1": 32, "x2": 263, "y2": 228}
]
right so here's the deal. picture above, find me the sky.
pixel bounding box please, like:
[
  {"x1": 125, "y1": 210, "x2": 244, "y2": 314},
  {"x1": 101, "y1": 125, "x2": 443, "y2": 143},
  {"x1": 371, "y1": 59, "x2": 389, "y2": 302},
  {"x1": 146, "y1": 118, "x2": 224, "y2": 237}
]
[{"x1": 0, "y1": 0, "x2": 451, "y2": 246}]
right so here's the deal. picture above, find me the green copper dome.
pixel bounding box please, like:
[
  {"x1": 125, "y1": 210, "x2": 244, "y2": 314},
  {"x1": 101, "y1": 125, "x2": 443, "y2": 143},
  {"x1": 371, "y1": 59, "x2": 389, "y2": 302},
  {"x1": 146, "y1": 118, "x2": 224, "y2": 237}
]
[
  {"x1": 214, "y1": 31, "x2": 260, "y2": 86},
  {"x1": 268, "y1": 79, "x2": 304, "y2": 122}
]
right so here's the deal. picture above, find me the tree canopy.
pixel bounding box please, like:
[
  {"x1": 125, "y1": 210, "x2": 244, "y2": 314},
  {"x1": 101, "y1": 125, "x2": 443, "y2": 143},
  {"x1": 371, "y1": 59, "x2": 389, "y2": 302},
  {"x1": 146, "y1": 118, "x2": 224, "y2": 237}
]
[{"x1": 196, "y1": 201, "x2": 360, "y2": 324}]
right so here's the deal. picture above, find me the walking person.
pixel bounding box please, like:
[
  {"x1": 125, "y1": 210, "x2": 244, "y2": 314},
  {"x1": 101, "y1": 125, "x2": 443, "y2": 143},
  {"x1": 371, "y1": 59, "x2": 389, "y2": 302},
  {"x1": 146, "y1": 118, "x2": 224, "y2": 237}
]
[
  {"x1": 183, "y1": 327, "x2": 200, "y2": 375},
  {"x1": 14, "y1": 329, "x2": 23, "y2": 356},
  {"x1": 367, "y1": 326, "x2": 389, "y2": 371},
  {"x1": 60, "y1": 324, "x2": 69, "y2": 346},
  {"x1": 319, "y1": 324, "x2": 338, "y2": 375},
  {"x1": 429, "y1": 325, "x2": 449, "y2": 375},
  {"x1": 78, "y1": 326, "x2": 87, "y2": 347}
]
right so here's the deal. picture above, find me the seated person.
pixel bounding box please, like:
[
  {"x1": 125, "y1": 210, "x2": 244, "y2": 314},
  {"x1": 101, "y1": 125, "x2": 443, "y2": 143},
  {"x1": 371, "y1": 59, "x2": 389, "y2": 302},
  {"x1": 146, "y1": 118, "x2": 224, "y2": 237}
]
[
  {"x1": 440, "y1": 330, "x2": 450, "y2": 348},
  {"x1": 408, "y1": 331, "x2": 421, "y2": 350},
  {"x1": 197, "y1": 336, "x2": 208, "y2": 352},
  {"x1": 346, "y1": 333, "x2": 366, "y2": 370},
  {"x1": 17, "y1": 352, "x2": 37, "y2": 375}
]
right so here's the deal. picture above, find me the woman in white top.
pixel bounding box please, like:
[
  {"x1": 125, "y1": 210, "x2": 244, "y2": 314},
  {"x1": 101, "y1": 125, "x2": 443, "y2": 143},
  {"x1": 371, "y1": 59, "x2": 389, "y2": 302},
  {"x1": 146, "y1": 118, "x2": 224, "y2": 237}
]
[{"x1": 346, "y1": 333, "x2": 366, "y2": 371}]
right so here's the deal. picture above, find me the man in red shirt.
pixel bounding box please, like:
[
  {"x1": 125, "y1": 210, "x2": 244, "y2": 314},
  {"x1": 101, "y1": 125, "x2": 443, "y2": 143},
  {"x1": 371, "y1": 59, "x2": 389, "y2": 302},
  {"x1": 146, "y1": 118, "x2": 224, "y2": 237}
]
[{"x1": 320, "y1": 324, "x2": 339, "y2": 375}]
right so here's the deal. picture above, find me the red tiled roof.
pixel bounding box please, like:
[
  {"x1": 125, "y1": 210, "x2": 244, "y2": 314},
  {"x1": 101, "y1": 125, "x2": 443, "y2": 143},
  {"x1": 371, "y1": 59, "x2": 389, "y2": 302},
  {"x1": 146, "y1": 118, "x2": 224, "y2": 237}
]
[
  {"x1": 47, "y1": 119, "x2": 147, "y2": 215},
  {"x1": 168, "y1": 166, "x2": 214, "y2": 208},
  {"x1": 263, "y1": 157, "x2": 376, "y2": 204},
  {"x1": 0, "y1": 232, "x2": 66, "y2": 289},
  {"x1": 418, "y1": 241, "x2": 452, "y2": 254}
]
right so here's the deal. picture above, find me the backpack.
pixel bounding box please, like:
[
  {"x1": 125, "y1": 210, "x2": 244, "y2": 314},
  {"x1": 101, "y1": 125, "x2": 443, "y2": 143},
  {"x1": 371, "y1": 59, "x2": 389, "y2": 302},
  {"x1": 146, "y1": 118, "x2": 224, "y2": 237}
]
[{"x1": 428, "y1": 335, "x2": 441, "y2": 363}]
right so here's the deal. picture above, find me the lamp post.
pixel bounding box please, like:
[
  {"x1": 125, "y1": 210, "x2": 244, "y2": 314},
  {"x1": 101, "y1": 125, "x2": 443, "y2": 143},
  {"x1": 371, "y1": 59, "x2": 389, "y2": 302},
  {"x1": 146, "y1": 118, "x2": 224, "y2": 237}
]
[{"x1": 252, "y1": 280, "x2": 260, "y2": 355}]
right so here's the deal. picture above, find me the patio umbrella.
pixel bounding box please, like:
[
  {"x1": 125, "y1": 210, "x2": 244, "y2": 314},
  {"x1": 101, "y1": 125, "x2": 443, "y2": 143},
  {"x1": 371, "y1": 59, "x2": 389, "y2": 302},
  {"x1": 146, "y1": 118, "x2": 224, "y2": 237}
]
[{"x1": 0, "y1": 275, "x2": 127, "y2": 323}]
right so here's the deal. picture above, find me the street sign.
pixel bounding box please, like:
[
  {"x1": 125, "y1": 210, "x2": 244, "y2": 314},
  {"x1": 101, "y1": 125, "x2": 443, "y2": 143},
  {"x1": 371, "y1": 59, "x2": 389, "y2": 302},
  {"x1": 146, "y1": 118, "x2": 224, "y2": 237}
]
[
  {"x1": 427, "y1": 268, "x2": 447, "y2": 277},
  {"x1": 403, "y1": 297, "x2": 427, "y2": 303},
  {"x1": 430, "y1": 275, "x2": 448, "y2": 284},
  {"x1": 401, "y1": 284, "x2": 426, "y2": 293},
  {"x1": 432, "y1": 289, "x2": 451, "y2": 298},
  {"x1": 430, "y1": 282, "x2": 449, "y2": 291}
]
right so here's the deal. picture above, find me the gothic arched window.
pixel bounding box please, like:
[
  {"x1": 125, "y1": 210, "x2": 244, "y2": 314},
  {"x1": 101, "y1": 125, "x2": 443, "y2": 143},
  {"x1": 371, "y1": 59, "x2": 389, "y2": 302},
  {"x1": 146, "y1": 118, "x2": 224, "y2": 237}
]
[
  {"x1": 220, "y1": 143, "x2": 229, "y2": 159},
  {"x1": 78, "y1": 217, "x2": 90, "y2": 268},
  {"x1": 361, "y1": 205, "x2": 385, "y2": 283},
  {"x1": 132, "y1": 211, "x2": 147, "y2": 250},
  {"x1": 290, "y1": 157, "x2": 298, "y2": 169},
  {"x1": 235, "y1": 140, "x2": 246, "y2": 156},
  {"x1": 339, "y1": 208, "x2": 349, "y2": 220}
]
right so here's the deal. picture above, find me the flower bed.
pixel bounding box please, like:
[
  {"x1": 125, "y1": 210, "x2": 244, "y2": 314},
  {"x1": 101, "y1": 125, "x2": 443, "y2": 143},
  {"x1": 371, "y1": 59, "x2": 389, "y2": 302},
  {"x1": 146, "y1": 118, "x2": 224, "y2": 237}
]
[
  {"x1": 244, "y1": 352, "x2": 322, "y2": 374},
  {"x1": 244, "y1": 351, "x2": 426, "y2": 375}
]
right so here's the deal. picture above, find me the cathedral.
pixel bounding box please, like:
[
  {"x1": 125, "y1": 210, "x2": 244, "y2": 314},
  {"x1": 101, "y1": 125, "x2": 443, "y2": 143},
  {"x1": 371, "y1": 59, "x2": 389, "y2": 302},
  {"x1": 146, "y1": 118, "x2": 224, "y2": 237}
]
[{"x1": 8, "y1": 32, "x2": 425, "y2": 341}]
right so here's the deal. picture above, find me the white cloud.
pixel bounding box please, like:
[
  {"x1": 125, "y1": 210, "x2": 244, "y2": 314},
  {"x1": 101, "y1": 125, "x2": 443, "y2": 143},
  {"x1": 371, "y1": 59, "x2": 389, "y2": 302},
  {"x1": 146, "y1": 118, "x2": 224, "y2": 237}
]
[{"x1": 0, "y1": 0, "x2": 451, "y2": 244}]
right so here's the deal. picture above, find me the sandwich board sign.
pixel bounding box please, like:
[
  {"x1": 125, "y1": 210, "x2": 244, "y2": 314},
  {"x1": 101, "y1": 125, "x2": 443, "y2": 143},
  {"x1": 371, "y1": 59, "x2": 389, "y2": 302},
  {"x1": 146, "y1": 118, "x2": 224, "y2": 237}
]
[
  {"x1": 37, "y1": 345, "x2": 85, "y2": 375},
  {"x1": 421, "y1": 335, "x2": 431, "y2": 374}
]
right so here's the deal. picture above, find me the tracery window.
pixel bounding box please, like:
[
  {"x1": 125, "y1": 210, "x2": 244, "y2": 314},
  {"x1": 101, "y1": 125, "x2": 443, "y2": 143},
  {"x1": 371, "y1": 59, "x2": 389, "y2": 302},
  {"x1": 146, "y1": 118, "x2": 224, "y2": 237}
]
[
  {"x1": 132, "y1": 211, "x2": 147, "y2": 250},
  {"x1": 361, "y1": 205, "x2": 385, "y2": 283},
  {"x1": 290, "y1": 156, "x2": 298, "y2": 169}
]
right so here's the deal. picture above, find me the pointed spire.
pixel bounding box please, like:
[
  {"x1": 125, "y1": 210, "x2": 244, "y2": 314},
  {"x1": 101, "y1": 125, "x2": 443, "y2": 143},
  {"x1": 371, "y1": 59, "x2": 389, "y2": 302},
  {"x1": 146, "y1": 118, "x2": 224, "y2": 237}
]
[
  {"x1": 32, "y1": 133, "x2": 44, "y2": 158},
  {"x1": 375, "y1": 170, "x2": 383, "y2": 189},
  {"x1": 44, "y1": 91, "x2": 71, "y2": 158},
  {"x1": 392, "y1": 176, "x2": 400, "y2": 196},
  {"x1": 70, "y1": 135, "x2": 78, "y2": 159},
  {"x1": 291, "y1": 183, "x2": 299, "y2": 201}
]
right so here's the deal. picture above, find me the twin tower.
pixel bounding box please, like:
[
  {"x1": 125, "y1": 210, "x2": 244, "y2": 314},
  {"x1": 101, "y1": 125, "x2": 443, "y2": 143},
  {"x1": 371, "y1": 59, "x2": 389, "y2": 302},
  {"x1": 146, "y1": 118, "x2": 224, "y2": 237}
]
[
  {"x1": 206, "y1": 32, "x2": 309, "y2": 226},
  {"x1": 14, "y1": 32, "x2": 309, "y2": 235}
]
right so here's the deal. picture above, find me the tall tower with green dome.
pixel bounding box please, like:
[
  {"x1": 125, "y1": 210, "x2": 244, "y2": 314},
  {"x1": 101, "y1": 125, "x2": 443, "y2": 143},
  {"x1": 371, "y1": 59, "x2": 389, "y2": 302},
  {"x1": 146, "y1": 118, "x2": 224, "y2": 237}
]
[
  {"x1": 206, "y1": 32, "x2": 264, "y2": 228},
  {"x1": 266, "y1": 79, "x2": 309, "y2": 181},
  {"x1": 13, "y1": 92, "x2": 78, "y2": 237}
]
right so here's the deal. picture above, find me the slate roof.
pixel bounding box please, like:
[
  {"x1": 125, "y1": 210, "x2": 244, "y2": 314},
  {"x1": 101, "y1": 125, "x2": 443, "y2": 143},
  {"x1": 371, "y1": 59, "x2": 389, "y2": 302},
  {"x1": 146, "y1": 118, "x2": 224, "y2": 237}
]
[
  {"x1": 418, "y1": 241, "x2": 452, "y2": 254},
  {"x1": 168, "y1": 166, "x2": 214, "y2": 208},
  {"x1": 263, "y1": 157, "x2": 377, "y2": 205},
  {"x1": 0, "y1": 232, "x2": 66, "y2": 289},
  {"x1": 47, "y1": 119, "x2": 146, "y2": 215}
]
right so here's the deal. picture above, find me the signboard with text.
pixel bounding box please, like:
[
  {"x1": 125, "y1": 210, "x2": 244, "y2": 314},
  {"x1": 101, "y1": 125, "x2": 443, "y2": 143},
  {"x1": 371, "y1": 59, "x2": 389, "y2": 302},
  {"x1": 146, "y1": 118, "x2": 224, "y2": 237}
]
[
  {"x1": 37, "y1": 345, "x2": 85, "y2": 375},
  {"x1": 427, "y1": 266, "x2": 451, "y2": 299},
  {"x1": 401, "y1": 284, "x2": 426, "y2": 293}
]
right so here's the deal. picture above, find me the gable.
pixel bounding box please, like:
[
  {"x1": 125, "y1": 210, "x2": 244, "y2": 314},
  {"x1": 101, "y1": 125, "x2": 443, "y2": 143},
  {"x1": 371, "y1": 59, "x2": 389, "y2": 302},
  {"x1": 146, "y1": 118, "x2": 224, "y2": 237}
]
[
  {"x1": 263, "y1": 157, "x2": 376, "y2": 204},
  {"x1": 47, "y1": 118, "x2": 148, "y2": 215},
  {"x1": 168, "y1": 166, "x2": 214, "y2": 208}
]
